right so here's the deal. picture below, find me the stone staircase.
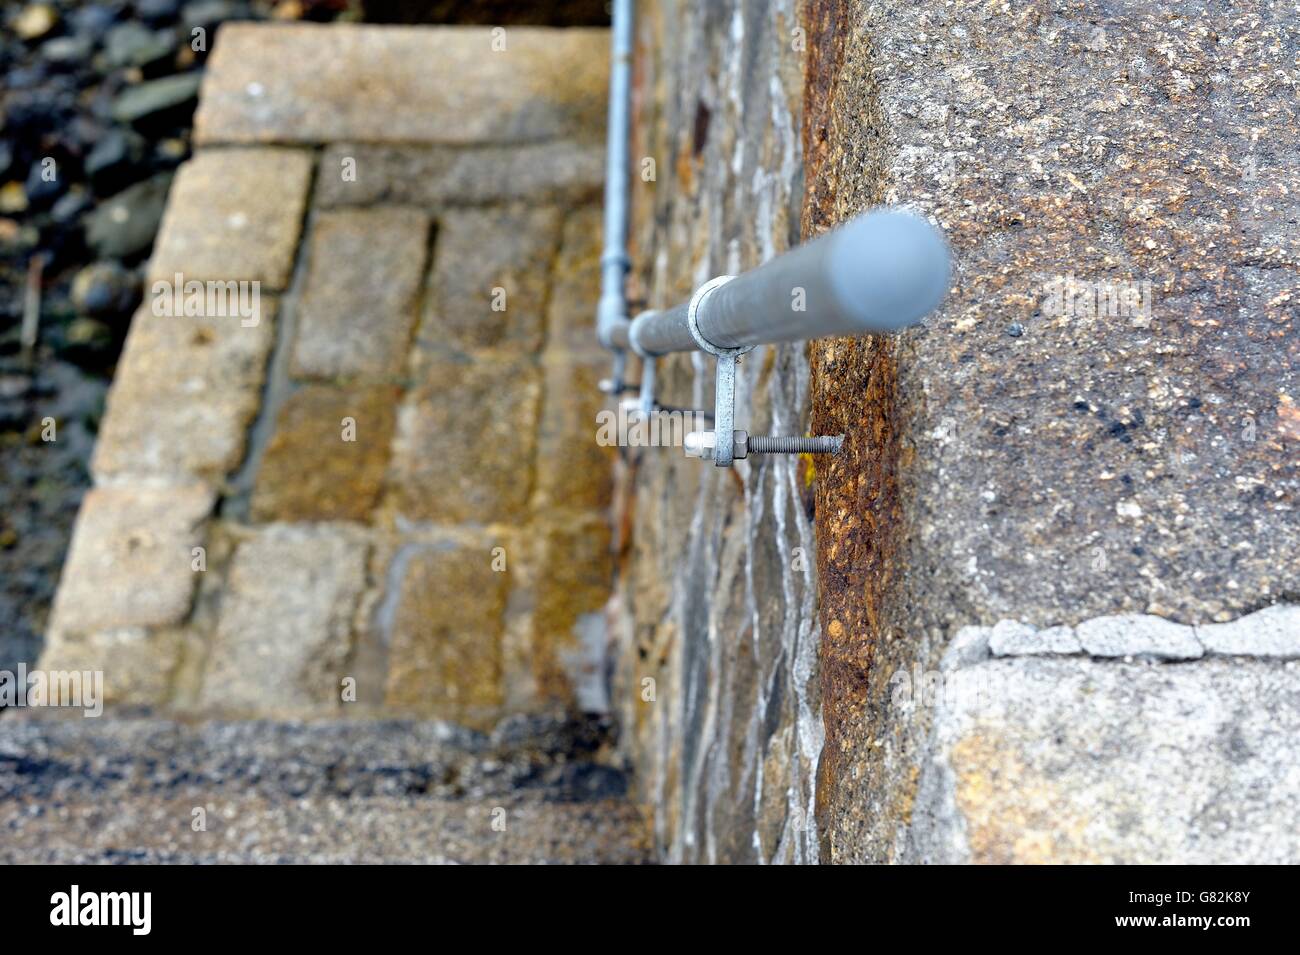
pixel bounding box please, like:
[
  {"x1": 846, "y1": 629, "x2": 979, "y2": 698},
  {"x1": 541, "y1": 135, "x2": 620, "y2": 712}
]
[{"x1": 4, "y1": 23, "x2": 652, "y2": 864}]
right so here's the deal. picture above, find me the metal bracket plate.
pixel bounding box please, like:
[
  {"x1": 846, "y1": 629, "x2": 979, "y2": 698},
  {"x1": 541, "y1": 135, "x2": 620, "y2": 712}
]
[{"x1": 687, "y1": 276, "x2": 753, "y2": 467}]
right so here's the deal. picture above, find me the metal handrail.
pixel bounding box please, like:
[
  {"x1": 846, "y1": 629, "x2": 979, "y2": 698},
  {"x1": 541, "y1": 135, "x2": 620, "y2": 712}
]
[
  {"x1": 607, "y1": 210, "x2": 950, "y2": 357},
  {"x1": 593, "y1": 2, "x2": 951, "y2": 466},
  {"x1": 596, "y1": 0, "x2": 634, "y2": 353}
]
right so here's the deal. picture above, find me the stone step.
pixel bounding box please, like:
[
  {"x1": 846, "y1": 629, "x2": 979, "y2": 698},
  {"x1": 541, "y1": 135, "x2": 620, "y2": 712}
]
[{"x1": 0, "y1": 714, "x2": 652, "y2": 864}]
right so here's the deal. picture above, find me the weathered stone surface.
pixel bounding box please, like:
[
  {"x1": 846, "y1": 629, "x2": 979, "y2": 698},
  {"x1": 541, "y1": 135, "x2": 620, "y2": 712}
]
[
  {"x1": 289, "y1": 207, "x2": 430, "y2": 380},
  {"x1": 531, "y1": 518, "x2": 613, "y2": 705},
  {"x1": 315, "y1": 142, "x2": 603, "y2": 208},
  {"x1": 955, "y1": 611, "x2": 1300, "y2": 664},
  {"x1": 610, "y1": 1, "x2": 820, "y2": 863},
  {"x1": 603, "y1": 0, "x2": 816, "y2": 867},
  {"x1": 388, "y1": 360, "x2": 540, "y2": 525},
  {"x1": 942, "y1": 624, "x2": 991, "y2": 671},
  {"x1": 384, "y1": 544, "x2": 509, "y2": 728},
  {"x1": 1077, "y1": 613, "x2": 1203, "y2": 660},
  {"x1": 250, "y1": 383, "x2": 398, "y2": 523},
  {"x1": 47, "y1": 485, "x2": 213, "y2": 636},
  {"x1": 546, "y1": 204, "x2": 607, "y2": 354},
  {"x1": 534, "y1": 358, "x2": 613, "y2": 515},
  {"x1": 611, "y1": 0, "x2": 1300, "y2": 866},
  {"x1": 417, "y1": 205, "x2": 561, "y2": 357},
  {"x1": 198, "y1": 525, "x2": 369, "y2": 714},
  {"x1": 978, "y1": 615, "x2": 1222, "y2": 661},
  {"x1": 983, "y1": 620, "x2": 1035, "y2": 657},
  {"x1": 804, "y1": 0, "x2": 1300, "y2": 861},
  {"x1": 93, "y1": 300, "x2": 275, "y2": 484},
  {"x1": 37, "y1": 628, "x2": 182, "y2": 709},
  {"x1": 195, "y1": 24, "x2": 609, "y2": 146},
  {"x1": 987, "y1": 620, "x2": 1082, "y2": 657},
  {"x1": 147, "y1": 147, "x2": 312, "y2": 289},
  {"x1": 1198, "y1": 604, "x2": 1300, "y2": 658},
  {"x1": 908, "y1": 658, "x2": 1300, "y2": 864}
]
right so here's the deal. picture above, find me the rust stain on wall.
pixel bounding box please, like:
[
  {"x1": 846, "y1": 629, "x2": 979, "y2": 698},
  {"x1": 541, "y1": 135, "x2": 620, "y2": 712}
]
[
  {"x1": 798, "y1": 0, "x2": 848, "y2": 239},
  {"x1": 801, "y1": 0, "x2": 904, "y2": 856},
  {"x1": 809, "y1": 335, "x2": 904, "y2": 855}
]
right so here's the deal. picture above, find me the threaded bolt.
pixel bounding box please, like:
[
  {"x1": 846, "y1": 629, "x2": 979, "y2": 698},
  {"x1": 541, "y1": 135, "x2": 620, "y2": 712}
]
[
  {"x1": 746, "y1": 434, "x2": 844, "y2": 455},
  {"x1": 685, "y1": 431, "x2": 844, "y2": 462}
]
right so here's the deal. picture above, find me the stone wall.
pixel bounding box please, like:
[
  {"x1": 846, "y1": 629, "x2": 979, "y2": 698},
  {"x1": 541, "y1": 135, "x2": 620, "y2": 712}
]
[
  {"x1": 611, "y1": 0, "x2": 822, "y2": 864},
  {"x1": 616, "y1": 0, "x2": 1300, "y2": 864},
  {"x1": 38, "y1": 24, "x2": 615, "y2": 728}
]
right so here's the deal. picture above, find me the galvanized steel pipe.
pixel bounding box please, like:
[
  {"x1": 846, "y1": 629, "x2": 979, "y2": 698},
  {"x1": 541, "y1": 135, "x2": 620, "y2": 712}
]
[
  {"x1": 623, "y1": 210, "x2": 951, "y2": 355},
  {"x1": 596, "y1": 0, "x2": 635, "y2": 350}
]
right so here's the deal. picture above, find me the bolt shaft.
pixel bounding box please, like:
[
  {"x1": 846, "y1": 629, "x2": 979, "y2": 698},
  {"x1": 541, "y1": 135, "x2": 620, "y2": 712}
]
[{"x1": 747, "y1": 434, "x2": 844, "y2": 455}]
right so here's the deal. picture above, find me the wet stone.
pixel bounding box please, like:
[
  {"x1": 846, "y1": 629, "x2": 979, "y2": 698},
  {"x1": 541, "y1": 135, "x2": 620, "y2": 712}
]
[
  {"x1": 251, "y1": 383, "x2": 398, "y2": 524},
  {"x1": 111, "y1": 73, "x2": 203, "y2": 126},
  {"x1": 384, "y1": 544, "x2": 509, "y2": 729},
  {"x1": 85, "y1": 172, "x2": 173, "y2": 261},
  {"x1": 387, "y1": 359, "x2": 540, "y2": 525}
]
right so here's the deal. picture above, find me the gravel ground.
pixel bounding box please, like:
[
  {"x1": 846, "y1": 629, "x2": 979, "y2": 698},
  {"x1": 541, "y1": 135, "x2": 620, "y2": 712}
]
[{"x1": 0, "y1": 712, "x2": 653, "y2": 863}]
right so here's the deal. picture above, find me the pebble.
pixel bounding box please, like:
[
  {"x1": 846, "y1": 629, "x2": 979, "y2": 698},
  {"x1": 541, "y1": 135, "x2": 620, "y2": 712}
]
[
  {"x1": 71, "y1": 260, "x2": 139, "y2": 318},
  {"x1": 0, "y1": 219, "x2": 37, "y2": 252},
  {"x1": 65, "y1": 317, "x2": 113, "y2": 351},
  {"x1": 14, "y1": 4, "x2": 59, "y2": 42},
  {"x1": 40, "y1": 35, "x2": 96, "y2": 70},
  {"x1": 182, "y1": 0, "x2": 240, "y2": 31},
  {"x1": 6, "y1": 65, "x2": 47, "y2": 91},
  {"x1": 154, "y1": 137, "x2": 189, "y2": 163},
  {"x1": 0, "y1": 374, "x2": 32, "y2": 401},
  {"x1": 50, "y1": 188, "x2": 93, "y2": 225},
  {"x1": 24, "y1": 159, "x2": 66, "y2": 207},
  {"x1": 136, "y1": 0, "x2": 184, "y2": 23},
  {"x1": 105, "y1": 22, "x2": 175, "y2": 71},
  {"x1": 85, "y1": 128, "x2": 146, "y2": 191},
  {"x1": 110, "y1": 71, "x2": 203, "y2": 125},
  {"x1": 70, "y1": 5, "x2": 119, "y2": 37},
  {"x1": 0, "y1": 182, "x2": 29, "y2": 215},
  {"x1": 84, "y1": 171, "x2": 173, "y2": 259}
]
